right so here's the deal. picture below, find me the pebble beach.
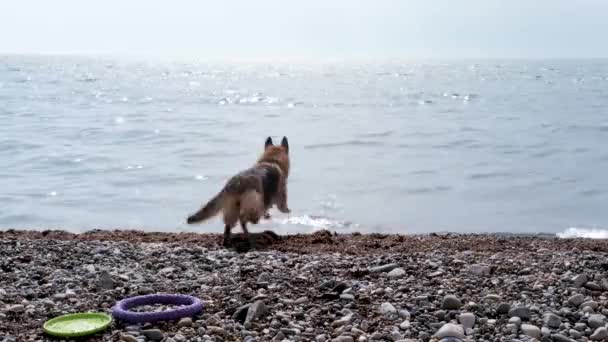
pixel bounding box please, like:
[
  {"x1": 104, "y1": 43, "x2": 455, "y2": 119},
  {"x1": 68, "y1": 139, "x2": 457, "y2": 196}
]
[{"x1": 1, "y1": 229, "x2": 608, "y2": 342}]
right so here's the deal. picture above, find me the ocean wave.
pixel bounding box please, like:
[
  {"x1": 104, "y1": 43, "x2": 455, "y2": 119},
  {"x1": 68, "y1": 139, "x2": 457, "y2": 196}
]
[{"x1": 556, "y1": 227, "x2": 608, "y2": 239}]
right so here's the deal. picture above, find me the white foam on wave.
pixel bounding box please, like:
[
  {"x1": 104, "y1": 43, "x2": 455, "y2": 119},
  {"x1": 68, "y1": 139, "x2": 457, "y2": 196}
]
[
  {"x1": 557, "y1": 227, "x2": 608, "y2": 239},
  {"x1": 273, "y1": 214, "x2": 357, "y2": 232}
]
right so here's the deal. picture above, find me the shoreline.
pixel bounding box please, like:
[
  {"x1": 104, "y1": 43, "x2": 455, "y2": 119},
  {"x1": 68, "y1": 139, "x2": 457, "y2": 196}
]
[{"x1": 2, "y1": 229, "x2": 608, "y2": 341}]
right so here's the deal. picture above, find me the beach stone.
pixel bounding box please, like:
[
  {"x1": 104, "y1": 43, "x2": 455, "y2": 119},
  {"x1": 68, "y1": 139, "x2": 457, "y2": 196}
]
[
  {"x1": 569, "y1": 329, "x2": 582, "y2": 339},
  {"x1": 387, "y1": 268, "x2": 406, "y2": 278},
  {"x1": 509, "y1": 316, "x2": 522, "y2": 325},
  {"x1": 316, "y1": 335, "x2": 326, "y2": 342},
  {"x1": 573, "y1": 274, "x2": 587, "y2": 288},
  {"x1": 7, "y1": 304, "x2": 25, "y2": 313},
  {"x1": 99, "y1": 270, "x2": 114, "y2": 290},
  {"x1": 483, "y1": 294, "x2": 501, "y2": 302},
  {"x1": 85, "y1": 264, "x2": 96, "y2": 273},
  {"x1": 340, "y1": 293, "x2": 355, "y2": 301},
  {"x1": 207, "y1": 326, "x2": 225, "y2": 335},
  {"x1": 142, "y1": 329, "x2": 164, "y2": 341},
  {"x1": 467, "y1": 264, "x2": 491, "y2": 276},
  {"x1": 294, "y1": 296, "x2": 309, "y2": 305},
  {"x1": 588, "y1": 314, "x2": 606, "y2": 329},
  {"x1": 120, "y1": 334, "x2": 138, "y2": 342},
  {"x1": 334, "y1": 336, "x2": 354, "y2": 342},
  {"x1": 245, "y1": 300, "x2": 268, "y2": 323},
  {"x1": 231, "y1": 304, "x2": 250, "y2": 323},
  {"x1": 521, "y1": 324, "x2": 541, "y2": 339},
  {"x1": 380, "y1": 302, "x2": 396, "y2": 315},
  {"x1": 399, "y1": 309, "x2": 411, "y2": 319},
  {"x1": 257, "y1": 272, "x2": 271, "y2": 284},
  {"x1": 590, "y1": 327, "x2": 608, "y2": 341},
  {"x1": 442, "y1": 295, "x2": 462, "y2": 310},
  {"x1": 509, "y1": 306, "x2": 531, "y2": 320},
  {"x1": 399, "y1": 320, "x2": 411, "y2": 330},
  {"x1": 370, "y1": 263, "x2": 398, "y2": 273},
  {"x1": 567, "y1": 294, "x2": 584, "y2": 307},
  {"x1": 551, "y1": 333, "x2": 574, "y2": 342},
  {"x1": 496, "y1": 302, "x2": 511, "y2": 315},
  {"x1": 178, "y1": 317, "x2": 193, "y2": 327},
  {"x1": 138, "y1": 287, "x2": 154, "y2": 295},
  {"x1": 459, "y1": 313, "x2": 475, "y2": 329},
  {"x1": 434, "y1": 323, "x2": 465, "y2": 339},
  {"x1": 601, "y1": 277, "x2": 608, "y2": 291},
  {"x1": 586, "y1": 281, "x2": 602, "y2": 291},
  {"x1": 543, "y1": 313, "x2": 561, "y2": 328},
  {"x1": 581, "y1": 300, "x2": 599, "y2": 310}
]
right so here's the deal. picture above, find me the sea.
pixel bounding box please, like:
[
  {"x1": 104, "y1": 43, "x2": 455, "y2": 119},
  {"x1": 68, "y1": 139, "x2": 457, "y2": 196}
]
[{"x1": 1, "y1": 55, "x2": 607, "y2": 238}]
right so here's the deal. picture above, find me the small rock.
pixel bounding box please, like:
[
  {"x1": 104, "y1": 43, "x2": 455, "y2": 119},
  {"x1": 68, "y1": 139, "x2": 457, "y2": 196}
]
[
  {"x1": 158, "y1": 267, "x2": 176, "y2": 275},
  {"x1": 567, "y1": 294, "x2": 584, "y2": 307},
  {"x1": 369, "y1": 263, "x2": 399, "y2": 273},
  {"x1": 294, "y1": 296, "x2": 309, "y2": 305},
  {"x1": 387, "y1": 268, "x2": 406, "y2": 278},
  {"x1": 245, "y1": 300, "x2": 268, "y2": 323},
  {"x1": 7, "y1": 304, "x2": 24, "y2": 313},
  {"x1": 316, "y1": 335, "x2": 326, "y2": 342},
  {"x1": 178, "y1": 317, "x2": 193, "y2": 328},
  {"x1": 585, "y1": 282, "x2": 602, "y2": 291},
  {"x1": 257, "y1": 272, "x2": 271, "y2": 284},
  {"x1": 399, "y1": 320, "x2": 411, "y2": 330},
  {"x1": 496, "y1": 302, "x2": 511, "y2": 315},
  {"x1": 521, "y1": 324, "x2": 541, "y2": 339},
  {"x1": 467, "y1": 264, "x2": 491, "y2": 276},
  {"x1": 509, "y1": 306, "x2": 531, "y2": 320},
  {"x1": 588, "y1": 314, "x2": 606, "y2": 329},
  {"x1": 581, "y1": 301, "x2": 599, "y2": 310},
  {"x1": 99, "y1": 270, "x2": 114, "y2": 290},
  {"x1": 85, "y1": 264, "x2": 96, "y2": 273},
  {"x1": 442, "y1": 295, "x2": 462, "y2": 310},
  {"x1": 572, "y1": 274, "x2": 587, "y2": 288},
  {"x1": 590, "y1": 327, "x2": 608, "y2": 341},
  {"x1": 142, "y1": 329, "x2": 164, "y2": 341},
  {"x1": 138, "y1": 287, "x2": 154, "y2": 295},
  {"x1": 569, "y1": 329, "x2": 582, "y2": 339},
  {"x1": 399, "y1": 309, "x2": 411, "y2": 319},
  {"x1": 543, "y1": 313, "x2": 561, "y2": 329},
  {"x1": 206, "y1": 315, "x2": 222, "y2": 326},
  {"x1": 380, "y1": 302, "x2": 396, "y2": 315},
  {"x1": 434, "y1": 323, "x2": 465, "y2": 339},
  {"x1": 508, "y1": 317, "x2": 522, "y2": 325},
  {"x1": 207, "y1": 326, "x2": 225, "y2": 335},
  {"x1": 458, "y1": 313, "x2": 475, "y2": 329},
  {"x1": 334, "y1": 337, "x2": 354, "y2": 342},
  {"x1": 120, "y1": 334, "x2": 138, "y2": 342},
  {"x1": 552, "y1": 333, "x2": 574, "y2": 342},
  {"x1": 340, "y1": 293, "x2": 355, "y2": 301}
]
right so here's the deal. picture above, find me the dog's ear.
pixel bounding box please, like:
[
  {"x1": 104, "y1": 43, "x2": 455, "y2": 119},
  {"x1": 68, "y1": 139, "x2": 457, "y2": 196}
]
[
  {"x1": 265, "y1": 137, "x2": 274, "y2": 149},
  {"x1": 281, "y1": 136, "x2": 289, "y2": 153}
]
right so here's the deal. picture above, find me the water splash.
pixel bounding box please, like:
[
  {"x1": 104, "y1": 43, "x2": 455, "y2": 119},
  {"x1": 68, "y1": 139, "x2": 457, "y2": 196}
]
[{"x1": 556, "y1": 227, "x2": 608, "y2": 239}]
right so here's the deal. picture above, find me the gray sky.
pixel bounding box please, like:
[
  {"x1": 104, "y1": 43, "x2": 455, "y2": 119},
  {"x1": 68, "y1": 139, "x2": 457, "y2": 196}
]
[{"x1": 1, "y1": 0, "x2": 607, "y2": 60}]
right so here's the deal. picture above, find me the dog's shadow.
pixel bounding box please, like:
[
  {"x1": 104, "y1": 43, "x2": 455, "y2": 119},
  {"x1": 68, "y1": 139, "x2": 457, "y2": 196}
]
[{"x1": 223, "y1": 230, "x2": 282, "y2": 253}]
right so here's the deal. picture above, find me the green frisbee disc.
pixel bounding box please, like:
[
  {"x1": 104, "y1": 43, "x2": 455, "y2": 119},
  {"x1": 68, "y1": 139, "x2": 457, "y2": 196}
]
[{"x1": 43, "y1": 312, "x2": 112, "y2": 337}]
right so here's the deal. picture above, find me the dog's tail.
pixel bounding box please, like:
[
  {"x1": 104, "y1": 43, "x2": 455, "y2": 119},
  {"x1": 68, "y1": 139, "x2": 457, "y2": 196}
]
[{"x1": 187, "y1": 192, "x2": 224, "y2": 224}]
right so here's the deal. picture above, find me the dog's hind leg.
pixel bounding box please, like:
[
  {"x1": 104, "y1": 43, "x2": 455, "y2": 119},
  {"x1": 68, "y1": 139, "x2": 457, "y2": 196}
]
[{"x1": 222, "y1": 196, "x2": 239, "y2": 247}]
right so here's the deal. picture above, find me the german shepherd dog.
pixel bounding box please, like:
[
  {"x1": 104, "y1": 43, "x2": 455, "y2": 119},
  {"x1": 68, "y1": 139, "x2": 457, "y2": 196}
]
[{"x1": 186, "y1": 136, "x2": 291, "y2": 246}]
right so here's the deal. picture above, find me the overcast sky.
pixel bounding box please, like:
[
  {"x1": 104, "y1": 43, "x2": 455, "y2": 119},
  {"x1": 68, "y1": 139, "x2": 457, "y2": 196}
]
[{"x1": 1, "y1": 0, "x2": 607, "y2": 60}]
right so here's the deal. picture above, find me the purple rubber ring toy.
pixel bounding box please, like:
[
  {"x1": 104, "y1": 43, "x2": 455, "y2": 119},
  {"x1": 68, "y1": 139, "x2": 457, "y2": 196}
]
[{"x1": 112, "y1": 294, "x2": 203, "y2": 323}]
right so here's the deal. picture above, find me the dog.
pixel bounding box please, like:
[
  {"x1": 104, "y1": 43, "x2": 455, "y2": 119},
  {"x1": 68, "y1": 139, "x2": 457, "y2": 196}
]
[{"x1": 186, "y1": 136, "x2": 291, "y2": 246}]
